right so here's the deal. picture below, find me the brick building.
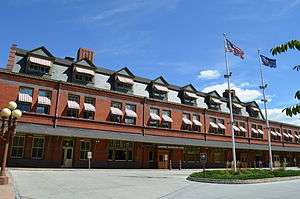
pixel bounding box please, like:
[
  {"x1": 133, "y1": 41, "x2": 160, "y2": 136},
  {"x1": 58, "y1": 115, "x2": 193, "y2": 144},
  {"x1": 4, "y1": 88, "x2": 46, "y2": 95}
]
[{"x1": 0, "y1": 44, "x2": 299, "y2": 169}]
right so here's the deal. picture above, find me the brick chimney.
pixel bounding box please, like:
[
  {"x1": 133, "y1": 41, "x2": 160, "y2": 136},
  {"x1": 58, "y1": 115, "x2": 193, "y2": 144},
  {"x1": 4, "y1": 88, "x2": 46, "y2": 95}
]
[
  {"x1": 6, "y1": 43, "x2": 17, "y2": 71},
  {"x1": 77, "y1": 48, "x2": 94, "y2": 62},
  {"x1": 223, "y1": 89, "x2": 236, "y2": 98}
]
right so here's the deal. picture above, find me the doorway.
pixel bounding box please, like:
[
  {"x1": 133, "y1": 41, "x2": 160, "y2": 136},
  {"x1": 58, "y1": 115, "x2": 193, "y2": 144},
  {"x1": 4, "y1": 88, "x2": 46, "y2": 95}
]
[
  {"x1": 157, "y1": 150, "x2": 169, "y2": 169},
  {"x1": 61, "y1": 138, "x2": 74, "y2": 168}
]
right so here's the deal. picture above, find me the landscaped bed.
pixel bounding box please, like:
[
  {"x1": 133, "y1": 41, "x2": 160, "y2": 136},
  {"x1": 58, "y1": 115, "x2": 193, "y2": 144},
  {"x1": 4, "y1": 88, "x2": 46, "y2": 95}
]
[{"x1": 187, "y1": 169, "x2": 300, "y2": 184}]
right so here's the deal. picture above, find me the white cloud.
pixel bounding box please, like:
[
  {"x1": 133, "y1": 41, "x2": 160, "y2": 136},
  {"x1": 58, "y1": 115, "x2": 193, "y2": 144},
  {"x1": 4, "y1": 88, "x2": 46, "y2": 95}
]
[
  {"x1": 266, "y1": 108, "x2": 300, "y2": 125},
  {"x1": 202, "y1": 82, "x2": 262, "y2": 102},
  {"x1": 198, "y1": 70, "x2": 221, "y2": 80}
]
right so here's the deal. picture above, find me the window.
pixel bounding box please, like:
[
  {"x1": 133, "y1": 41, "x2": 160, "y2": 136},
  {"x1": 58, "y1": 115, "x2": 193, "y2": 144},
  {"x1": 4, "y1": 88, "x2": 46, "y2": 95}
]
[
  {"x1": 36, "y1": 105, "x2": 50, "y2": 114},
  {"x1": 114, "y1": 77, "x2": 133, "y2": 94},
  {"x1": 83, "y1": 97, "x2": 95, "y2": 120},
  {"x1": 209, "y1": 117, "x2": 218, "y2": 134},
  {"x1": 149, "y1": 108, "x2": 160, "y2": 127},
  {"x1": 182, "y1": 97, "x2": 197, "y2": 106},
  {"x1": 11, "y1": 136, "x2": 25, "y2": 158},
  {"x1": 31, "y1": 137, "x2": 44, "y2": 159},
  {"x1": 271, "y1": 128, "x2": 279, "y2": 141},
  {"x1": 192, "y1": 114, "x2": 201, "y2": 132},
  {"x1": 111, "y1": 101, "x2": 122, "y2": 123},
  {"x1": 148, "y1": 151, "x2": 154, "y2": 162},
  {"x1": 39, "y1": 90, "x2": 51, "y2": 98},
  {"x1": 162, "y1": 110, "x2": 171, "y2": 128},
  {"x1": 74, "y1": 74, "x2": 93, "y2": 83},
  {"x1": 232, "y1": 106, "x2": 241, "y2": 115},
  {"x1": 36, "y1": 90, "x2": 51, "y2": 114},
  {"x1": 151, "y1": 91, "x2": 167, "y2": 101},
  {"x1": 217, "y1": 118, "x2": 225, "y2": 134},
  {"x1": 283, "y1": 129, "x2": 291, "y2": 142},
  {"x1": 207, "y1": 97, "x2": 221, "y2": 111},
  {"x1": 276, "y1": 128, "x2": 282, "y2": 141},
  {"x1": 251, "y1": 124, "x2": 263, "y2": 139},
  {"x1": 80, "y1": 140, "x2": 91, "y2": 160},
  {"x1": 183, "y1": 147, "x2": 200, "y2": 162},
  {"x1": 238, "y1": 122, "x2": 246, "y2": 137},
  {"x1": 182, "y1": 113, "x2": 191, "y2": 131},
  {"x1": 67, "y1": 94, "x2": 80, "y2": 117},
  {"x1": 108, "y1": 140, "x2": 134, "y2": 161},
  {"x1": 28, "y1": 63, "x2": 50, "y2": 74},
  {"x1": 295, "y1": 131, "x2": 300, "y2": 143},
  {"x1": 288, "y1": 130, "x2": 293, "y2": 142},
  {"x1": 124, "y1": 104, "x2": 136, "y2": 125},
  {"x1": 18, "y1": 87, "x2": 33, "y2": 112}
]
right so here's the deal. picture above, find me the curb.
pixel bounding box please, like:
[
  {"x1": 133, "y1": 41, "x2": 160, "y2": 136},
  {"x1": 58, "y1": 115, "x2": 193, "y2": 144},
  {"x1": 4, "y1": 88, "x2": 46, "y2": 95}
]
[{"x1": 187, "y1": 175, "x2": 300, "y2": 184}]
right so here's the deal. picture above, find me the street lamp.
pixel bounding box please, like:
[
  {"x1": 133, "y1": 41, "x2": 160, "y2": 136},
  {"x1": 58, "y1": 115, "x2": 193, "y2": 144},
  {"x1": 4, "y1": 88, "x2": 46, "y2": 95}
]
[{"x1": 0, "y1": 101, "x2": 22, "y2": 185}]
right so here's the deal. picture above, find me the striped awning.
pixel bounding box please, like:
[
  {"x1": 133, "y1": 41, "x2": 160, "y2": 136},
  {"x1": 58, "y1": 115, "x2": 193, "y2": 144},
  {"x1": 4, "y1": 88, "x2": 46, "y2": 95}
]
[
  {"x1": 211, "y1": 98, "x2": 222, "y2": 104},
  {"x1": 233, "y1": 103, "x2": 243, "y2": 109},
  {"x1": 18, "y1": 93, "x2": 32, "y2": 103},
  {"x1": 233, "y1": 125, "x2": 240, "y2": 132},
  {"x1": 210, "y1": 122, "x2": 219, "y2": 129},
  {"x1": 182, "y1": 118, "x2": 192, "y2": 125},
  {"x1": 257, "y1": 129, "x2": 264, "y2": 135},
  {"x1": 125, "y1": 109, "x2": 137, "y2": 118},
  {"x1": 29, "y1": 56, "x2": 52, "y2": 67},
  {"x1": 153, "y1": 84, "x2": 169, "y2": 92},
  {"x1": 276, "y1": 132, "x2": 282, "y2": 137},
  {"x1": 193, "y1": 119, "x2": 202, "y2": 126},
  {"x1": 295, "y1": 134, "x2": 299, "y2": 139},
  {"x1": 184, "y1": 92, "x2": 198, "y2": 99},
  {"x1": 283, "y1": 132, "x2": 289, "y2": 138},
  {"x1": 270, "y1": 131, "x2": 277, "y2": 136},
  {"x1": 116, "y1": 75, "x2": 134, "y2": 85},
  {"x1": 251, "y1": 107, "x2": 260, "y2": 112},
  {"x1": 217, "y1": 123, "x2": 226, "y2": 130},
  {"x1": 162, "y1": 114, "x2": 173, "y2": 122},
  {"x1": 251, "y1": 128, "x2": 258, "y2": 134},
  {"x1": 74, "y1": 67, "x2": 95, "y2": 76},
  {"x1": 38, "y1": 96, "x2": 51, "y2": 105},
  {"x1": 239, "y1": 126, "x2": 247, "y2": 132},
  {"x1": 67, "y1": 100, "x2": 80, "y2": 109},
  {"x1": 110, "y1": 107, "x2": 123, "y2": 116},
  {"x1": 288, "y1": 133, "x2": 294, "y2": 138},
  {"x1": 84, "y1": 103, "x2": 96, "y2": 112},
  {"x1": 150, "y1": 113, "x2": 161, "y2": 121}
]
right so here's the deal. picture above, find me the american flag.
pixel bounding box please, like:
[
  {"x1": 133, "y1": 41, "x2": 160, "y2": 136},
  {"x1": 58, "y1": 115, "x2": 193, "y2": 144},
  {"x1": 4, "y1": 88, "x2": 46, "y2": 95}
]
[{"x1": 225, "y1": 39, "x2": 245, "y2": 60}]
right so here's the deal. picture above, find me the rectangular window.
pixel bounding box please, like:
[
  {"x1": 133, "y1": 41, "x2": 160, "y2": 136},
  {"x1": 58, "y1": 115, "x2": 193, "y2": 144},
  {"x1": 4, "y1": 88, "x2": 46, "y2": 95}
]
[
  {"x1": 31, "y1": 137, "x2": 44, "y2": 159},
  {"x1": 257, "y1": 125, "x2": 263, "y2": 139},
  {"x1": 28, "y1": 63, "x2": 50, "y2": 74},
  {"x1": 36, "y1": 105, "x2": 50, "y2": 114},
  {"x1": 182, "y1": 113, "x2": 191, "y2": 131},
  {"x1": 209, "y1": 117, "x2": 218, "y2": 134},
  {"x1": 18, "y1": 102, "x2": 31, "y2": 112},
  {"x1": 192, "y1": 114, "x2": 201, "y2": 132},
  {"x1": 251, "y1": 124, "x2": 258, "y2": 138},
  {"x1": 108, "y1": 140, "x2": 134, "y2": 161},
  {"x1": 11, "y1": 136, "x2": 25, "y2": 158},
  {"x1": 83, "y1": 97, "x2": 95, "y2": 120},
  {"x1": 18, "y1": 87, "x2": 33, "y2": 112},
  {"x1": 148, "y1": 151, "x2": 154, "y2": 162},
  {"x1": 67, "y1": 94, "x2": 80, "y2": 117},
  {"x1": 20, "y1": 87, "x2": 33, "y2": 96},
  {"x1": 162, "y1": 110, "x2": 171, "y2": 128},
  {"x1": 111, "y1": 101, "x2": 122, "y2": 123},
  {"x1": 68, "y1": 94, "x2": 80, "y2": 102},
  {"x1": 217, "y1": 118, "x2": 225, "y2": 134},
  {"x1": 39, "y1": 90, "x2": 51, "y2": 98},
  {"x1": 124, "y1": 104, "x2": 136, "y2": 125},
  {"x1": 149, "y1": 108, "x2": 160, "y2": 127},
  {"x1": 114, "y1": 82, "x2": 133, "y2": 94},
  {"x1": 80, "y1": 140, "x2": 91, "y2": 160},
  {"x1": 74, "y1": 73, "x2": 93, "y2": 83},
  {"x1": 238, "y1": 122, "x2": 246, "y2": 137}
]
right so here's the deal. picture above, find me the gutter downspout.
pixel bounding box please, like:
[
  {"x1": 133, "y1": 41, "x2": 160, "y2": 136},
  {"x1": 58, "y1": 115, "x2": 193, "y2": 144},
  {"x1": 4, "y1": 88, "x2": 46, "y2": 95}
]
[
  {"x1": 54, "y1": 82, "x2": 61, "y2": 128},
  {"x1": 142, "y1": 97, "x2": 146, "y2": 136}
]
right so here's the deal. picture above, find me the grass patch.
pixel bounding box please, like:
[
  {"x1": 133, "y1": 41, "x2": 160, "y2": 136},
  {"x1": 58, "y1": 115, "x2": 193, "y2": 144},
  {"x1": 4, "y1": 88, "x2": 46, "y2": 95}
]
[{"x1": 189, "y1": 169, "x2": 300, "y2": 181}]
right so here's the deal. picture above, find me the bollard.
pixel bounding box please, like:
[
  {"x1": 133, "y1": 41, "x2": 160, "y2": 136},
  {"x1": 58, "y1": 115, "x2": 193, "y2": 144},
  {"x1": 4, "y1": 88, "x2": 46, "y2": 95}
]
[
  {"x1": 169, "y1": 160, "x2": 172, "y2": 170},
  {"x1": 179, "y1": 160, "x2": 182, "y2": 170}
]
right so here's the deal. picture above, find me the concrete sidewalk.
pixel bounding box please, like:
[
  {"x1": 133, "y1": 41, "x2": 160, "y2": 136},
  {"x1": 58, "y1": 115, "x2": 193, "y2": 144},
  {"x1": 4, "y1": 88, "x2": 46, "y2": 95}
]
[{"x1": 0, "y1": 179, "x2": 15, "y2": 199}]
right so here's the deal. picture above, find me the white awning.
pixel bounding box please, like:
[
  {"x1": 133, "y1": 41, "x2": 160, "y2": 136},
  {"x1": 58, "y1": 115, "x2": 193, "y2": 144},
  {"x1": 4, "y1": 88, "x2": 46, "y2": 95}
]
[
  {"x1": 210, "y1": 122, "x2": 219, "y2": 129},
  {"x1": 74, "y1": 67, "x2": 95, "y2": 76},
  {"x1": 257, "y1": 129, "x2": 264, "y2": 135},
  {"x1": 67, "y1": 100, "x2": 80, "y2": 109},
  {"x1": 233, "y1": 103, "x2": 243, "y2": 109},
  {"x1": 283, "y1": 132, "x2": 289, "y2": 138},
  {"x1": 239, "y1": 126, "x2": 247, "y2": 132},
  {"x1": 233, "y1": 125, "x2": 240, "y2": 132},
  {"x1": 116, "y1": 75, "x2": 134, "y2": 85},
  {"x1": 162, "y1": 114, "x2": 173, "y2": 122},
  {"x1": 18, "y1": 93, "x2": 33, "y2": 103},
  {"x1": 150, "y1": 113, "x2": 161, "y2": 121},
  {"x1": 295, "y1": 134, "x2": 299, "y2": 139},
  {"x1": 276, "y1": 132, "x2": 282, "y2": 137},
  {"x1": 251, "y1": 107, "x2": 260, "y2": 112},
  {"x1": 211, "y1": 98, "x2": 222, "y2": 104},
  {"x1": 125, "y1": 109, "x2": 137, "y2": 118},
  {"x1": 184, "y1": 91, "x2": 198, "y2": 99},
  {"x1": 193, "y1": 119, "x2": 202, "y2": 126},
  {"x1": 110, "y1": 107, "x2": 123, "y2": 116},
  {"x1": 153, "y1": 84, "x2": 169, "y2": 92},
  {"x1": 29, "y1": 56, "x2": 52, "y2": 67},
  {"x1": 84, "y1": 103, "x2": 96, "y2": 112},
  {"x1": 217, "y1": 123, "x2": 226, "y2": 130},
  {"x1": 182, "y1": 118, "x2": 192, "y2": 125},
  {"x1": 270, "y1": 131, "x2": 277, "y2": 136},
  {"x1": 38, "y1": 96, "x2": 51, "y2": 105},
  {"x1": 288, "y1": 133, "x2": 294, "y2": 138},
  {"x1": 251, "y1": 128, "x2": 258, "y2": 134}
]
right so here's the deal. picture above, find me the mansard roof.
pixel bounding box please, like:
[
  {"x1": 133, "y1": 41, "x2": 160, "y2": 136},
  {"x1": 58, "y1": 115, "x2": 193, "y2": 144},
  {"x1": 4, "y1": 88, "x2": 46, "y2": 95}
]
[
  {"x1": 207, "y1": 90, "x2": 222, "y2": 98},
  {"x1": 114, "y1": 67, "x2": 135, "y2": 78},
  {"x1": 28, "y1": 46, "x2": 54, "y2": 58},
  {"x1": 73, "y1": 59, "x2": 96, "y2": 69},
  {"x1": 152, "y1": 76, "x2": 169, "y2": 86},
  {"x1": 181, "y1": 84, "x2": 197, "y2": 93}
]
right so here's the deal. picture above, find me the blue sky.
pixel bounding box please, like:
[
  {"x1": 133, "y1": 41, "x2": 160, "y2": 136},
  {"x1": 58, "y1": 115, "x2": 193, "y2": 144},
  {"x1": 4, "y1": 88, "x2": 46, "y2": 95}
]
[{"x1": 0, "y1": 0, "x2": 299, "y2": 124}]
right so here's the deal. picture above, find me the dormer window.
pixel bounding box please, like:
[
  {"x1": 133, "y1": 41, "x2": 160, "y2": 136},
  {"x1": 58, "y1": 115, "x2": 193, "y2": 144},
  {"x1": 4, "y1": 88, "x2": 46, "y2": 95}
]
[
  {"x1": 181, "y1": 91, "x2": 197, "y2": 106},
  {"x1": 73, "y1": 66, "x2": 95, "y2": 84},
  {"x1": 248, "y1": 106, "x2": 260, "y2": 118},
  {"x1": 208, "y1": 97, "x2": 221, "y2": 110},
  {"x1": 27, "y1": 56, "x2": 52, "y2": 75},
  {"x1": 151, "y1": 84, "x2": 168, "y2": 100},
  {"x1": 114, "y1": 75, "x2": 134, "y2": 94},
  {"x1": 232, "y1": 103, "x2": 242, "y2": 115}
]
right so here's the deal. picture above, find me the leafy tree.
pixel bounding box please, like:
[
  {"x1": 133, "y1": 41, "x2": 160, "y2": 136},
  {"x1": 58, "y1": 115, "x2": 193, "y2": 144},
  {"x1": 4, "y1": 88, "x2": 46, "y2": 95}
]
[{"x1": 271, "y1": 40, "x2": 300, "y2": 117}]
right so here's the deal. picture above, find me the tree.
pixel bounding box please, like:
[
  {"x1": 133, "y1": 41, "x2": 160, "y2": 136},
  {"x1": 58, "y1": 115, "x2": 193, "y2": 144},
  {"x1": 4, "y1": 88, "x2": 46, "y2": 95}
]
[{"x1": 271, "y1": 40, "x2": 300, "y2": 117}]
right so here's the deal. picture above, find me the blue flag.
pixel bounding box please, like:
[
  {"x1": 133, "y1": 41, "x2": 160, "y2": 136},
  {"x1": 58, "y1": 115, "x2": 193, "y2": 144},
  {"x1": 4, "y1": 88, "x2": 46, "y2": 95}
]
[{"x1": 260, "y1": 55, "x2": 277, "y2": 68}]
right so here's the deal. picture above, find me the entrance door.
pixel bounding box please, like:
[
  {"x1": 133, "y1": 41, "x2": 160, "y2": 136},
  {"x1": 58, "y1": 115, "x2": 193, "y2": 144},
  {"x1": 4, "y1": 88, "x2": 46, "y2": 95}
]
[
  {"x1": 62, "y1": 147, "x2": 73, "y2": 167},
  {"x1": 157, "y1": 150, "x2": 169, "y2": 169}
]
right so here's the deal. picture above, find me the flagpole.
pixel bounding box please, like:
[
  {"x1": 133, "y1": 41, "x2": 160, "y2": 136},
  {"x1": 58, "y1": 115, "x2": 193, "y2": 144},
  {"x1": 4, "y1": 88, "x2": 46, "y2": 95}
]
[
  {"x1": 257, "y1": 49, "x2": 273, "y2": 170},
  {"x1": 223, "y1": 33, "x2": 237, "y2": 172}
]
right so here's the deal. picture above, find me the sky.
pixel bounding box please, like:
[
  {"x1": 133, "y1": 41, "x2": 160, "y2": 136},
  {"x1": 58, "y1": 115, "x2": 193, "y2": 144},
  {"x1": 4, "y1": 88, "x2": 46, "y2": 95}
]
[{"x1": 0, "y1": 0, "x2": 299, "y2": 124}]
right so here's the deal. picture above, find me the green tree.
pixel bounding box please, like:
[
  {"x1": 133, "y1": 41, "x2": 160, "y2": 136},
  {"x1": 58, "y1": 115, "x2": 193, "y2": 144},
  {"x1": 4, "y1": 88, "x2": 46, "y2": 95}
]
[{"x1": 271, "y1": 40, "x2": 300, "y2": 117}]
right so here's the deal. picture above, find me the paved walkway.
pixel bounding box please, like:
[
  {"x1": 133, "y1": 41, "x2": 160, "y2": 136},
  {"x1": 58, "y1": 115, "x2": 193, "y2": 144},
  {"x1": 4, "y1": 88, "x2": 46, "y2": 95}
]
[
  {"x1": 0, "y1": 178, "x2": 15, "y2": 199},
  {"x1": 10, "y1": 168, "x2": 300, "y2": 199}
]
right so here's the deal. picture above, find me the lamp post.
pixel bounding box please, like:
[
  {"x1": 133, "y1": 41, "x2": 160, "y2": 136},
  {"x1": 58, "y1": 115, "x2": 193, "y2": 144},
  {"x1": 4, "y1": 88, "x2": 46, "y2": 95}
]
[{"x1": 0, "y1": 101, "x2": 22, "y2": 185}]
